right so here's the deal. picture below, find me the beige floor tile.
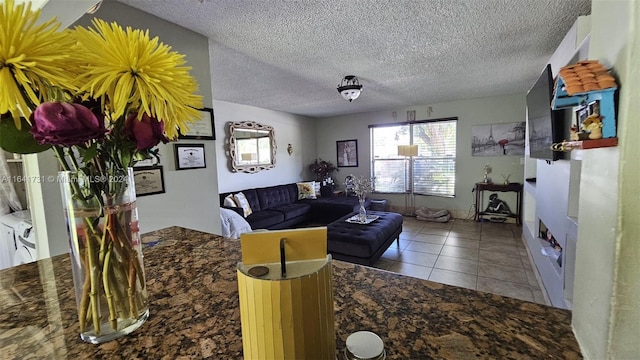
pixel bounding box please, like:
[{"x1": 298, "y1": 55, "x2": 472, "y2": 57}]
[
  {"x1": 478, "y1": 242, "x2": 521, "y2": 256},
  {"x1": 428, "y1": 268, "x2": 477, "y2": 290},
  {"x1": 399, "y1": 232, "x2": 418, "y2": 240},
  {"x1": 478, "y1": 249, "x2": 523, "y2": 268},
  {"x1": 388, "y1": 262, "x2": 433, "y2": 281},
  {"x1": 447, "y1": 230, "x2": 480, "y2": 240},
  {"x1": 405, "y1": 241, "x2": 443, "y2": 255},
  {"x1": 481, "y1": 235, "x2": 519, "y2": 244},
  {"x1": 451, "y1": 221, "x2": 482, "y2": 228},
  {"x1": 445, "y1": 237, "x2": 480, "y2": 249},
  {"x1": 525, "y1": 268, "x2": 541, "y2": 287},
  {"x1": 440, "y1": 245, "x2": 479, "y2": 260},
  {"x1": 421, "y1": 221, "x2": 452, "y2": 229},
  {"x1": 402, "y1": 221, "x2": 425, "y2": 229},
  {"x1": 380, "y1": 246, "x2": 403, "y2": 261},
  {"x1": 482, "y1": 231, "x2": 516, "y2": 240},
  {"x1": 400, "y1": 229, "x2": 422, "y2": 238},
  {"x1": 434, "y1": 255, "x2": 478, "y2": 275},
  {"x1": 532, "y1": 289, "x2": 548, "y2": 305},
  {"x1": 477, "y1": 263, "x2": 529, "y2": 284},
  {"x1": 391, "y1": 238, "x2": 411, "y2": 251},
  {"x1": 402, "y1": 220, "x2": 424, "y2": 232},
  {"x1": 419, "y1": 228, "x2": 449, "y2": 236},
  {"x1": 390, "y1": 223, "x2": 547, "y2": 305},
  {"x1": 516, "y1": 239, "x2": 528, "y2": 249},
  {"x1": 481, "y1": 223, "x2": 514, "y2": 231},
  {"x1": 412, "y1": 234, "x2": 447, "y2": 244},
  {"x1": 395, "y1": 250, "x2": 439, "y2": 268},
  {"x1": 371, "y1": 259, "x2": 395, "y2": 271},
  {"x1": 476, "y1": 277, "x2": 534, "y2": 302}
]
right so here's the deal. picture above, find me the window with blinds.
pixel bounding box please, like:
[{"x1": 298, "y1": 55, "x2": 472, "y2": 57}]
[{"x1": 370, "y1": 118, "x2": 457, "y2": 197}]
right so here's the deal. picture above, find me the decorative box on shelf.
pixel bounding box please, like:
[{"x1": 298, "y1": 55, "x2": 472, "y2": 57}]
[
  {"x1": 553, "y1": 75, "x2": 617, "y2": 139},
  {"x1": 550, "y1": 60, "x2": 619, "y2": 152}
]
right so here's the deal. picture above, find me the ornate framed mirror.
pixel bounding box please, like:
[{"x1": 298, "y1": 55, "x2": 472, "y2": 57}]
[{"x1": 228, "y1": 121, "x2": 276, "y2": 173}]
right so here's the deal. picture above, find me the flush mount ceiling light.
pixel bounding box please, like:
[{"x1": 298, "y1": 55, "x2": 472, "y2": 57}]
[{"x1": 337, "y1": 75, "x2": 363, "y2": 102}]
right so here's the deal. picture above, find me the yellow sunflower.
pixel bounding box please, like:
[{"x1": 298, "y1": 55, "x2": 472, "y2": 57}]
[
  {"x1": 0, "y1": 0, "x2": 77, "y2": 127},
  {"x1": 71, "y1": 19, "x2": 203, "y2": 139}
]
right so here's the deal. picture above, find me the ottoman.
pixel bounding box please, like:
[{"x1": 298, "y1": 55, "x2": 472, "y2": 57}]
[{"x1": 326, "y1": 211, "x2": 403, "y2": 266}]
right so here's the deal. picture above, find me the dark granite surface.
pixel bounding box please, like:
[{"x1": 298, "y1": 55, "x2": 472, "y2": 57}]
[{"x1": 0, "y1": 227, "x2": 582, "y2": 359}]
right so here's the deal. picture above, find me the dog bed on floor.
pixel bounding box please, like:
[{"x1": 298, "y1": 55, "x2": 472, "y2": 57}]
[{"x1": 415, "y1": 207, "x2": 451, "y2": 222}]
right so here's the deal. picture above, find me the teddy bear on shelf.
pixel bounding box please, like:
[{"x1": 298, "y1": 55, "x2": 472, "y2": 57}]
[{"x1": 581, "y1": 113, "x2": 604, "y2": 140}]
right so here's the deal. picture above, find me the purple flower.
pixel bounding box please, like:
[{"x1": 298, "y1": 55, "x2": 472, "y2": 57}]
[
  {"x1": 124, "y1": 113, "x2": 168, "y2": 150},
  {"x1": 30, "y1": 101, "x2": 107, "y2": 146}
]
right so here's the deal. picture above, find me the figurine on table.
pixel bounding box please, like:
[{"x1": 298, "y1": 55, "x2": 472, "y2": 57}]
[{"x1": 485, "y1": 193, "x2": 513, "y2": 215}]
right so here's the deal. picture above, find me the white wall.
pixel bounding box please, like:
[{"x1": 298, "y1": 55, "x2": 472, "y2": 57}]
[
  {"x1": 572, "y1": 0, "x2": 640, "y2": 358},
  {"x1": 214, "y1": 100, "x2": 317, "y2": 193},
  {"x1": 316, "y1": 94, "x2": 526, "y2": 217}
]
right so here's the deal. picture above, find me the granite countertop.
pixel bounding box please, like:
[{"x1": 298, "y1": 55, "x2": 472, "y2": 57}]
[{"x1": 0, "y1": 226, "x2": 582, "y2": 359}]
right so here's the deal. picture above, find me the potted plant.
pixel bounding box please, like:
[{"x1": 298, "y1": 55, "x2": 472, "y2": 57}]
[{"x1": 309, "y1": 159, "x2": 338, "y2": 197}]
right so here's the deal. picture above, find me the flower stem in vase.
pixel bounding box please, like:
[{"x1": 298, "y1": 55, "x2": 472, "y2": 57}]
[{"x1": 60, "y1": 170, "x2": 148, "y2": 344}]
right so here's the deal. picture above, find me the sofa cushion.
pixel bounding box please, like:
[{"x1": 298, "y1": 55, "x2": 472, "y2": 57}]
[
  {"x1": 223, "y1": 194, "x2": 237, "y2": 207},
  {"x1": 270, "y1": 202, "x2": 312, "y2": 220},
  {"x1": 257, "y1": 184, "x2": 298, "y2": 209},
  {"x1": 245, "y1": 210, "x2": 285, "y2": 229},
  {"x1": 233, "y1": 192, "x2": 253, "y2": 217},
  {"x1": 296, "y1": 181, "x2": 317, "y2": 200}
]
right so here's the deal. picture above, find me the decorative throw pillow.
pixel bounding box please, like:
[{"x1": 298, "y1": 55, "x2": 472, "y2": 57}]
[
  {"x1": 313, "y1": 181, "x2": 322, "y2": 198},
  {"x1": 233, "y1": 192, "x2": 253, "y2": 217},
  {"x1": 297, "y1": 182, "x2": 317, "y2": 200},
  {"x1": 223, "y1": 194, "x2": 237, "y2": 207}
]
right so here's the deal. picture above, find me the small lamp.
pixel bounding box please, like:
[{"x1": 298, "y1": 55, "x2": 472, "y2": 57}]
[
  {"x1": 398, "y1": 145, "x2": 418, "y2": 216},
  {"x1": 337, "y1": 75, "x2": 363, "y2": 102}
]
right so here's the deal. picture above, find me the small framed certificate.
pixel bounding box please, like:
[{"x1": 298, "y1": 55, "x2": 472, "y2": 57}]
[
  {"x1": 178, "y1": 107, "x2": 215, "y2": 140},
  {"x1": 132, "y1": 166, "x2": 165, "y2": 196},
  {"x1": 174, "y1": 143, "x2": 206, "y2": 170}
]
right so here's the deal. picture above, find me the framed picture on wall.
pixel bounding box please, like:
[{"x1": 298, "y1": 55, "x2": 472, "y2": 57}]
[
  {"x1": 336, "y1": 139, "x2": 358, "y2": 167},
  {"x1": 471, "y1": 122, "x2": 525, "y2": 156},
  {"x1": 178, "y1": 107, "x2": 215, "y2": 140},
  {"x1": 132, "y1": 166, "x2": 165, "y2": 196},
  {"x1": 174, "y1": 143, "x2": 206, "y2": 170}
]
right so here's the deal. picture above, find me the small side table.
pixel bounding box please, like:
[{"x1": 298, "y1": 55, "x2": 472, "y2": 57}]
[
  {"x1": 474, "y1": 182, "x2": 522, "y2": 225},
  {"x1": 333, "y1": 190, "x2": 345, "y2": 197}
]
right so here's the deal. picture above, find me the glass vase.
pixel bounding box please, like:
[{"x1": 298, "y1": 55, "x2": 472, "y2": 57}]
[
  {"x1": 358, "y1": 193, "x2": 367, "y2": 222},
  {"x1": 59, "y1": 168, "x2": 149, "y2": 344}
]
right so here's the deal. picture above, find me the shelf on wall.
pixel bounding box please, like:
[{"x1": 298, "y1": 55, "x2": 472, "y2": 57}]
[{"x1": 553, "y1": 137, "x2": 618, "y2": 151}]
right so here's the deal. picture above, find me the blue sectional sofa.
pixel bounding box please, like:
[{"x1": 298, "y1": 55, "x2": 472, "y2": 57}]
[{"x1": 219, "y1": 183, "x2": 370, "y2": 230}]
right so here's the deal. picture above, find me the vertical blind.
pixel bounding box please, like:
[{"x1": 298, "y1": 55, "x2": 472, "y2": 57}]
[{"x1": 370, "y1": 118, "x2": 457, "y2": 197}]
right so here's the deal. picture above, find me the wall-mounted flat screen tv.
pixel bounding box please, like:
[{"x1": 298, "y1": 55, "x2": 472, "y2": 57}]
[{"x1": 526, "y1": 64, "x2": 566, "y2": 161}]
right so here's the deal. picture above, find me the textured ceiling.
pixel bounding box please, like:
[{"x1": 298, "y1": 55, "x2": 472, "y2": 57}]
[{"x1": 115, "y1": 0, "x2": 591, "y2": 118}]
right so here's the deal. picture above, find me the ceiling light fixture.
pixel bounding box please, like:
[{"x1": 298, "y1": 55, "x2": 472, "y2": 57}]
[{"x1": 337, "y1": 75, "x2": 363, "y2": 102}]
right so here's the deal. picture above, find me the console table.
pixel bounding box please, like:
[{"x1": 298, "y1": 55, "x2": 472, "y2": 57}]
[
  {"x1": 0, "y1": 226, "x2": 579, "y2": 358},
  {"x1": 474, "y1": 182, "x2": 523, "y2": 224}
]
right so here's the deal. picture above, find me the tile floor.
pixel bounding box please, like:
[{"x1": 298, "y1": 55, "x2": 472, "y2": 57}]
[{"x1": 371, "y1": 216, "x2": 548, "y2": 305}]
